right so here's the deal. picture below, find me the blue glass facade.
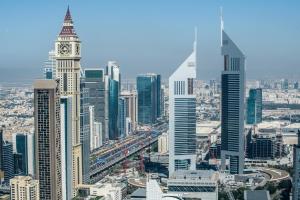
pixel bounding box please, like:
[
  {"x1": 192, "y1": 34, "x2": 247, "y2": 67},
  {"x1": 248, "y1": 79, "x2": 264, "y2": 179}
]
[
  {"x1": 14, "y1": 134, "x2": 28, "y2": 175},
  {"x1": 246, "y1": 88, "x2": 262, "y2": 124},
  {"x1": 108, "y1": 79, "x2": 119, "y2": 140},
  {"x1": 118, "y1": 97, "x2": 126, "y2": 138},
  {"x1": 3, "y1": 141, "x2": 14, "y2": 183},
  {"x1": 136, "y1": 74, "x2": 161, "y2": 125}
]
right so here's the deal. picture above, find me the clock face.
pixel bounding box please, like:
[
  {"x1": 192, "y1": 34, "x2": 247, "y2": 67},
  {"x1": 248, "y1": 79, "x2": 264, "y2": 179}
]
[{"x1": 58, "y1": 43, "x2": 71, "y2": 55}]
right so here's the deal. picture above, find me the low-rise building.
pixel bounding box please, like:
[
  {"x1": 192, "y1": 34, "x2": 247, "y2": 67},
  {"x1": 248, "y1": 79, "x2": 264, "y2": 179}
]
[{"x1": 10, "y1": 176, "x2": 39, "y2": 200}]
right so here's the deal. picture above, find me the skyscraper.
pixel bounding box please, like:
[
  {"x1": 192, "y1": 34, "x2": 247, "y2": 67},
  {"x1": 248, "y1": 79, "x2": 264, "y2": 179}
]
[
  {"x1": 60, "y1": 96, "x2": 73, "y2": 199},
  {"x1": 220, "y1": 15, "x2": 245, "y2": 174},
  {"x1": 80, "y1": 77, "x2": 91, "y2": 184},
  {"x1": 54, "y1": 7, "x2": 83, "y2": 191},
  {"x1": 3, "y1": 141, "x2": 14, "y2": 184},
  {"x1": 12, "y1": 133, "x2": 34, "y2": 176},
  {"x1": 106, "y1": 61, "x2": 120, "y2": 140},
  {"x1": 293, "y1": 130, "x2": 300, "y2": 200},
  {"x1": 246, "y1": 88, "x2": 262, "y2": 124},
  {"x1": 43, "y1": 50, "x2": 56, "y2": 79},
  {"x1": 168, "y1": 31, "x2": 197, "y2": 176},
  {"x1": 118, "y1": 97, "x2": 127, "y2": 138},
  {"x1": 10, "y1": 176, "x2": 39, "y2": 200},
  {"x1": 84, "y1": 68, "x2": 107, "y2": 142},
  {"x1": 34, "y1": 79, "x2": 62, "y2": 199},
  {"x1": 120, "y1": 91, "x2": 138, "y2": 133},
  {"x1": 137, "y1": 73, "x2": 161, "y2": 125}
]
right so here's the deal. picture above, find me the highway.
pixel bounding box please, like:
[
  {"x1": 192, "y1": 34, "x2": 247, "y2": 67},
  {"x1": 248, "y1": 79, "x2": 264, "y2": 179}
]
[{"x1": 89, "y1": 123, "x2": 167, "y2": 183}]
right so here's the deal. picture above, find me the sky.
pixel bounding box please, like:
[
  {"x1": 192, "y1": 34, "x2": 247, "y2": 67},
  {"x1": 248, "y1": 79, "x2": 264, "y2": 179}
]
[{"x1": 0, "y1": 0, "x2": 300, "y2": 83}]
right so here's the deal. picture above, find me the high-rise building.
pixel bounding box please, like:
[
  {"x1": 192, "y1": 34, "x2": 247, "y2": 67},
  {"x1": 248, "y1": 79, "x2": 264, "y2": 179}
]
[
  {"x1": 293, "y1": 130, "x2": 300, "y2": 200},
  {"x1": 0, "y1": 129, "x2": 3, "y2": 172},
  {"x1": 80, "y1": 77, "x2": 91, "y2": 184},
  {"x1": 43, "y1": 50, "x2": 56, "y2": 79},
  {"x1": 120, "y1": 91, "x2": 138, "y2": 133},
  {"x1": 54, "y1": 7, "x2": 83, "y2": 192},
  {"x1": 106, "y1": 61, "x2": 121, "y2": 140},
  {"x1": 94, "y1": 122, "x2": 102, "y2": 148},
  {"x1": 168, "y1": 31, "x2": 197, "y2": 176},
  {"x1": 220, "y1": 15, "x2": 245, "y2": 174},
  {"x1": 10, "y1": 176, "x2": 39, "y2": 200},
  {"x1": 12, "y1": 133, "x2": 34, "y2": 176},
  {"x1": 246, "y1": 88, "x2": 262, "y2": 124},
  {"x1": 137, "y1": 73, "x2": 161, "y2": 125},
  {"x1": 158, "y1": 132, "x2": 168, "y2": 154},
  {"x1": 118, "y1": 97, "x2": 127, "y2": 138},
  {"x1": 34, "y1": 79, "x2": 62, "y2": 199},
  {"x1": 84, "y1": 68, "x2": 107, "y2": 142},
  {"x1": 3, "y1": 141, "x2": 14, "y2": 184},
  {"x1": 60, "y1": 96, "x2": 73, "y2": 199}
]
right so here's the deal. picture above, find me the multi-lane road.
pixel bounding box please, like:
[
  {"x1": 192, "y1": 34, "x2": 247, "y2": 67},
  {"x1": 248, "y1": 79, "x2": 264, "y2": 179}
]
[{"x1": 89, "y1": 123, "x2": 167, "y2": 183}]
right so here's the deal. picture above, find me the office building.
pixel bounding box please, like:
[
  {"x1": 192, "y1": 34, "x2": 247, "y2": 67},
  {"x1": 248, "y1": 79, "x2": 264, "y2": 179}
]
[
  {"x1": 94, "y1": 122, "x2": 102, "y2": 148},
  {"x1": 246, "y1": 88, "x2": 262, "y2": 124},
  {"x1": 43, "y1": 50, "x2": 56, "y2": 79},
  {"x1": 84, "y1": 68, "x2": 107, "y2": 142},
  {"x1": 12, "y1": 133, "x2": 34, "y2": 176},
  {"x1": 137, "y1": 74, "x2": 161, "y2": 125},
  {"x1": 60, "y1": 96, "x2": 73, "y2": 198},
  {"x1": 220, "y1": 15, "x2": 245, "y2": 174},
  {"x1": 158, "y1": 132, "x2": 168, "y2": 154},
  {"x1": 80, "y1": 78, "x2": 91, "y2": 184},
  {"x1": 0, "y1": 129, "x2": 3, "y2": 172},
  {"x1": 118, "y1": 97, "x2": 127, "y2": 138},
  {"x1": 10, "y1": 176, "x2": 39, "y2": 200},
  {"x1": 3, "y1": 141, "x2": 14, "y2": 184},
  {"x1": 168, "y1": 31, "x2": 197, "y2": 176},
  {"x1": 292, "y1": 130, "x2": 300, "y2": 200},
  {"x1": 120, "y1": 91, "x2": 138, "y2": 133},
  {"x1": 106, "y1": 61, "x2": 121, "y2": 140},
  {"x1": 54, "y1": 7, "x2": 83, "y2": 192},
  {"x1": 34, "y1": 79, "x2": 62, "y2": 199}
]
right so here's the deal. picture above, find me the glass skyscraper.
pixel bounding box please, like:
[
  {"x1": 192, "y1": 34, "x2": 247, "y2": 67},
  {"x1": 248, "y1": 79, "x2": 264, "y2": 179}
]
[
  {"x1": 84, "y1": 69, "x2": 107, "y2": 142},
  {"x1": 220, "y1": 16, "x2": 245, "y2": 175},
  {"x1": 136, "y1": 74, "x2": 161, "y2": 125},
  {"x1": 246, "y1": 88, "x2": 262, "y2": 124},
  {"x1": 3, "y1": 141, "x2": 14, "y2": 184},
  {"x1": 106, "y1": 61, "x2": 120, "y2": 140}
]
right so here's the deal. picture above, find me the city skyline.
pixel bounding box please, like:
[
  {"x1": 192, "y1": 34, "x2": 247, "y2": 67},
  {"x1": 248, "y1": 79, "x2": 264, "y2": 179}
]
[{"x1": 1, "y1": 1, "x2": 300, "y2": 83}]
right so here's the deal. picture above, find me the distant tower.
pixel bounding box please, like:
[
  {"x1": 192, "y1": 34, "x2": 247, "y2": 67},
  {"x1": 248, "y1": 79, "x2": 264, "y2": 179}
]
[
  {"x1": 246, "y1": 88, "x2": 262, "y2": 124},
  {"x1": 54, "y1": 7, "x2": 83, "y2": 192},
  {"x1": 34, "y1": 79, "x2": 62, "y2": 199},
  {"x1": 136, "y1": 74, "x2": 161, "y2": 125},
  {"x1": 106, "y1": 61, "x2": 120, "y2": 140},
  {"x1": 168, "y1": 30, "x2": 197, "y2": 176},
  {"x1": 120, "y1": 91, "x2": 138, "y2": 133},
  {"x1": 43, "y1": 50, "x2": 56, "y2": 79},
  {"x1": 220, "y1": 13, "x2": 245, "y2": 174},
  {"x1": 3, "y1": 141, "x2": 14, "y2": 183},
  {"x1": 84, "y1": 68, "x2": 107, "y2": 143},
  {"x1": 293, "y1": 130, "x2": 300, "y2": 200}
]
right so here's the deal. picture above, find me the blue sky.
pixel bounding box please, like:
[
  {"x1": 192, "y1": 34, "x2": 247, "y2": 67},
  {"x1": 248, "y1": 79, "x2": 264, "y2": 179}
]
[{"x1": 0, "y1": 0, "x2": 300, "y2": 82}]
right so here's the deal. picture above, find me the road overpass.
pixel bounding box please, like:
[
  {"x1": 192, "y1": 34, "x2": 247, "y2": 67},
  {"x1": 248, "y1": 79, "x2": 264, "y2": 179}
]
[{"x1": 89, "y1": 129, "x2": 164, "y2": 183}]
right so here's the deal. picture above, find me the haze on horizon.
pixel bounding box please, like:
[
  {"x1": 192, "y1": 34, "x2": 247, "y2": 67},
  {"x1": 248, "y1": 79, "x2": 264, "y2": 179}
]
[{"x1": 1, "y1": 0, "x2": 300, "y2": 83}]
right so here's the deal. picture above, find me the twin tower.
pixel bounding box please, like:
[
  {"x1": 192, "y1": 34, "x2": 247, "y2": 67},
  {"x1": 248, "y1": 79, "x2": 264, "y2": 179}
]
[{"x1": 168, "y1": 15, "x2": 245, "y2": 176}]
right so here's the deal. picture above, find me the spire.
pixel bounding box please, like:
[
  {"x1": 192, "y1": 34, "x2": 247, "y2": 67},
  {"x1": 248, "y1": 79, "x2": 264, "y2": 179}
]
[
  {"x1": 59, "y1": 6, "x2": 77, "y2": 36},
  {"x1": 220, "y1": 6, "x2": 224, "y2": 46},
  {"x1": 64, "y1": 6, "x2": 72, "y2": 22},
  {"x1": 193, "y1": 26, "x2": 197, "y2": 53}
]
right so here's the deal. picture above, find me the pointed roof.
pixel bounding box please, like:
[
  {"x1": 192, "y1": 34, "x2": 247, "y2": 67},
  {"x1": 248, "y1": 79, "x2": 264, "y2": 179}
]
[
  {"x1": 59, "y1": 6, "x2": 77, "y2": 36},
  {"x1": 64, "y1": 6, "x2": 72, "y2": 22}
]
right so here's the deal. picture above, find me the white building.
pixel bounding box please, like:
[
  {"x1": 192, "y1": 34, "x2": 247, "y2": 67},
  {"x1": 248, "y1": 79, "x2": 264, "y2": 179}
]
[
  {"x1": 94, "y1": 122, "x2": 103, "y2": 148},
  {"x1": 10, "y1": 176, "x2": 39, "y2": 200},
  {"x1": 168, "y1": 29, "x2": 197, "y2": 176},
  {"x1": 78, "y1": 183, "x2": 126, "y2": 200},
  {"x1": 158, "y1": 132, "x2": 168, "y2": 154}
]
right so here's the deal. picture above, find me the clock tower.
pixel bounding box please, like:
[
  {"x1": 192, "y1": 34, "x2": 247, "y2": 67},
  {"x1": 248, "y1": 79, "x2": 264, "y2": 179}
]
[{"x1": 55, "y1": 7, "x2": 82, "y2": 197}]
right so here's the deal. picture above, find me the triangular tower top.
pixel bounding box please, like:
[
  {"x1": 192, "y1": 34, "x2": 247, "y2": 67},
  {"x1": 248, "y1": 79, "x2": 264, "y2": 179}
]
[
  {"x1": 59, "y1": 6, "x2": 77, "y2": 36},
  {"x1": 64, "y1": 6, "x2": 72, "y2": 22}
]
